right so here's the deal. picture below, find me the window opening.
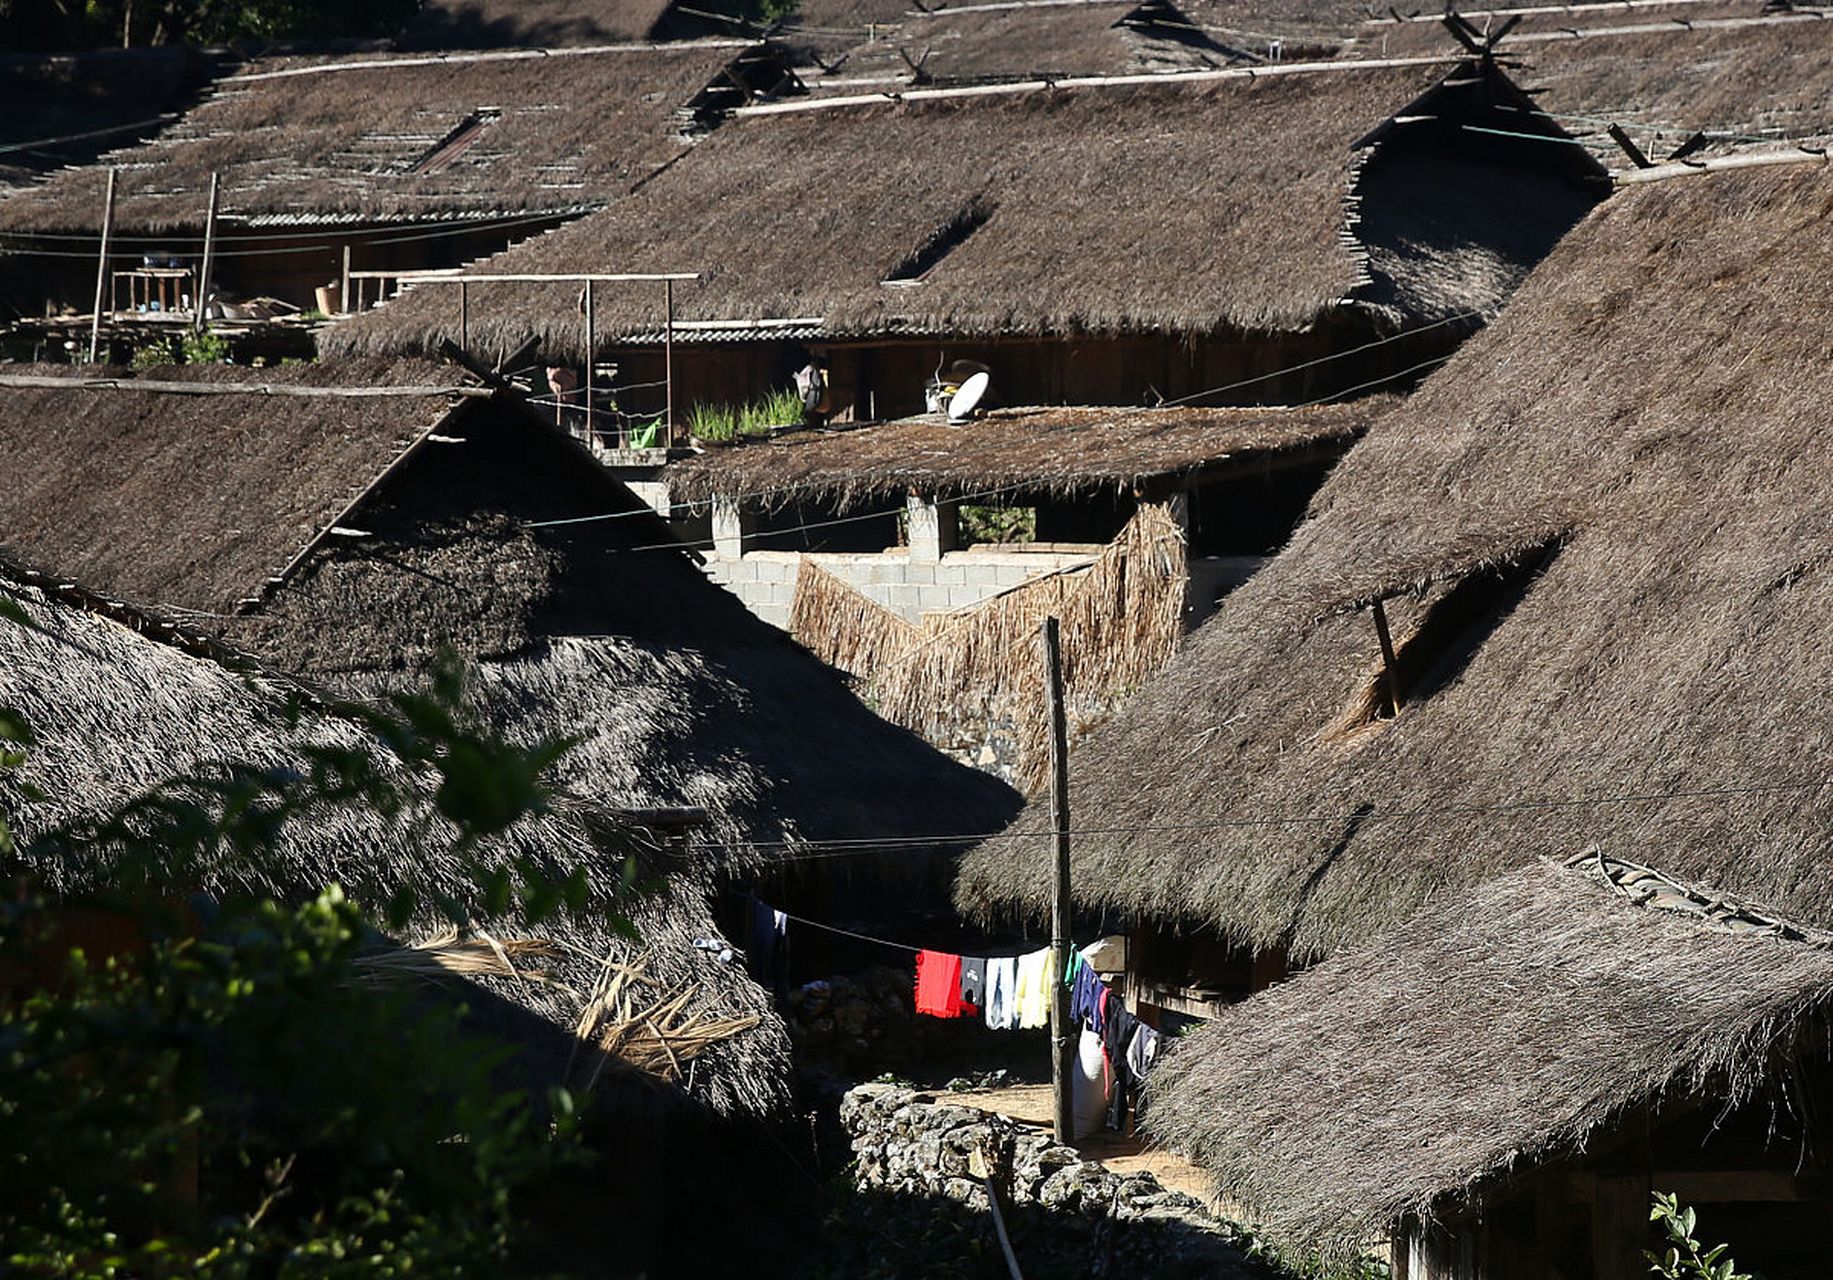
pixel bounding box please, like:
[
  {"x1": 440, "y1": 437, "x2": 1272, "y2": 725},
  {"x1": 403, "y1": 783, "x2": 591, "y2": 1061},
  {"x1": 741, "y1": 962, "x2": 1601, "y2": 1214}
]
[
  {"x1": 1337, "y1": 541, "x2": 1560, "y2": 733},
  {"x1": 883, "y1": 199, "x2": 996, "y2": 286}
]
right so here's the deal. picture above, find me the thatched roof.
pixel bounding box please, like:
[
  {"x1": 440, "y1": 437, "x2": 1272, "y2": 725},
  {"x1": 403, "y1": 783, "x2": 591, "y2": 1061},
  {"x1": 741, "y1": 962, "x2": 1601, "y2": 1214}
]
[
  {"x1": 0, "y1": 359, "x2": 472, "y2": 616},
  {"x1": 802, "y1": 0, "x2": 1249, "y2": 92},
  {"x1": 1145, "y1": 854, "x2": 1833, "y2": 1251},
  {"x1": 0, "y1": 359, "x2": 1022, "y2": 866},
  {"x1": 953, "y1": 153, "x2": 1833, "y2": 956},
  {"x1": 0, "y1": 559, "x2": 789, "y2": 1119},
  {"x1": 399, "y1": 0, "x2": 718, "y2": 48},
  {"x1": 0, "y1": 47, "x2": 222, "y2": 191},
  {"x1": 667, "y1": 400, "x2": 1385, "y2": 508},
  {"x1": 323, "y1": 56, "x2": 1605, "y2": 360},
  {"x1": 0, "y1": 41, "x2": 782, "y2": 235}
]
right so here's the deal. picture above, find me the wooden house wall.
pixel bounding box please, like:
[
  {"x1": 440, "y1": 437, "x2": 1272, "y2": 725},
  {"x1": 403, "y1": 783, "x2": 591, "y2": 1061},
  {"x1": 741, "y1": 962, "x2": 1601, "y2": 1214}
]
[{"x1": 602, "y1": 316, "x2": 1457, "y2": 428}]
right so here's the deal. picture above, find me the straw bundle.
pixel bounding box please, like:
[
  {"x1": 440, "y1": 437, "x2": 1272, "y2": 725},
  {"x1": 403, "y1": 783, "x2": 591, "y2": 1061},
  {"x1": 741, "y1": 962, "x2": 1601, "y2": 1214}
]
[
  {"x1": 353, "y1": 930, "x2": 571, "y2": 990},
  {"x1": 790, "y1": 503, "x2": 1187, "y2": 791},
  {"x1": 569, "y1": 954, "x2": 763, "y2": 1094}
]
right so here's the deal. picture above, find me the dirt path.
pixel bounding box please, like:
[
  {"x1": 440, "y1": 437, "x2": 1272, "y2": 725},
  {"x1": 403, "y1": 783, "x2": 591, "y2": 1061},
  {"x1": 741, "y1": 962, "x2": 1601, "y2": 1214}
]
[{"x1": 942, "y1": 1081, "x2": 1222, "y2": 1207}]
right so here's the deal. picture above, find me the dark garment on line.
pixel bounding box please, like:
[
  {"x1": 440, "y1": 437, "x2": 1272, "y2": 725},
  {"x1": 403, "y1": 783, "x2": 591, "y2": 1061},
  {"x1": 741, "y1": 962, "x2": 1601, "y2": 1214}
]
[
  {"x1": 1103, "y1": 998, "x2": 1141, "y2": 1132},
  {"x1": 751, "y1": 895, "x2": 788, "y2": 988},
  {"x1": 959, "y1": 957, "x2": 987, "y2": 1011},
  {"x1": 1070, "y1": 955, "x2": 1104, "y2": 1034}
]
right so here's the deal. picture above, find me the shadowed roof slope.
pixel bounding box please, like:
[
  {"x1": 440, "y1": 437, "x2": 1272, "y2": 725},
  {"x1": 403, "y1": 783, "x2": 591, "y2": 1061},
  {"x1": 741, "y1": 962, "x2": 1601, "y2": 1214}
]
[
  {"x1": 953, "y1": 153, "x2": 1833, "y2": 956},
  {"x1": 0, "y1": 360, "x2": 1022, "y2": 862},
  {"x1": 323, "y1": 56, "x2": 1604, "y2": 359},
  {"x1": 668, "y1": 400, "x2": 1384, "y2": 508},
  {"x1": 1145, "y1": 855, "x2": 1833, "y2": 1251},
  {"x1": 400, "y1": 0, "x2": 712, "y2": 47},
  {"x1": 0, "y1": 41, "x2": 764, "y2": 234},
  {"x1": 0, "y1": 561, "x2": 789, "y2": 1119}
]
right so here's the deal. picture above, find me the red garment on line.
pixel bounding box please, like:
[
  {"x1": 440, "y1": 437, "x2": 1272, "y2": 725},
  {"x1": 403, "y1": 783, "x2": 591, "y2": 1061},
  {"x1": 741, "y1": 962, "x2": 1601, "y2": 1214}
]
[{"x1": 914, "y1": 950, "x2": 965, "y2": 1018}]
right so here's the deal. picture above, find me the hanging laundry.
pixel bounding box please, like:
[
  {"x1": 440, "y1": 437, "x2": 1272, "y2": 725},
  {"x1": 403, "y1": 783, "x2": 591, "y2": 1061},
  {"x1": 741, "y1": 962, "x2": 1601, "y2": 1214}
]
[
  {"x1": 983, "y1": 955, "x2": 1018, "y2": 1030},
  {"x1": 959, "y1": 956, "x2": 987, "y2": 1012},
  {"x1": 1013, "y1": 947, "x2": 1052, "y2": 1029},
  {"x1": 750, "y1": 895, "x2": 789, "y2": 987},
  {"x1": 1125, "y1": 1024, "x2": 1160, "y2": 1080},
  {"x1": 1103, "y1": 1000, "x2": 1142, "y2": 1132},
  {"x1": 914, "y1": 949, "x2": 965, "y2": 1018},
  {"x1": 1070, "y1": 952, "x2": 1105, "y2": 1034}
]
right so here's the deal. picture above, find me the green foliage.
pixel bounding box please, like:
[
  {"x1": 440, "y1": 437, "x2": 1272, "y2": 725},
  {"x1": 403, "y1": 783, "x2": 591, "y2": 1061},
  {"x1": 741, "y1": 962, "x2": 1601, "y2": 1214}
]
[
  {"x1": 125, "y1": 330, "x2": 230, "y2": 371},
  {"x1": 688, "y1": 388, "x2": 805, "y2": 443},
  {"x1": 0, "y1": 651, "x2": 610, "y2": 1273},
  {"x1": 1648, "y1": 1193, "x2": 1751, "y2": 1280},
  {"x1": 958, "y1": 503, "x2": 1037, "y2": 546}
]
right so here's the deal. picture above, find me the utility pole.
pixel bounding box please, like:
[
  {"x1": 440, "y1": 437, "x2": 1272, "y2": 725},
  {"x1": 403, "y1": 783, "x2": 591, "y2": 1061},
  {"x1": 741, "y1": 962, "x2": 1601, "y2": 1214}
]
[
  {"x1": 88, "y1": 168, "x2": 119, "y2": 364},
  {"x1": 194, "y1": 171, "x2": 220, "y2": 335},
  {"x1": 1043, "y1": 615, "x2": 1075, "y2": 1145}
]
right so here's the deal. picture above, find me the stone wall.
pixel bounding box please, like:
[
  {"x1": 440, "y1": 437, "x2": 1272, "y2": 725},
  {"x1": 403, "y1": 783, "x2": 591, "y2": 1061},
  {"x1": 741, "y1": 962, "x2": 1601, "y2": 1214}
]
[
  {"x1": 703, "y1": 547, "x2": 1097, "y2": 630},
  {"x1": 836, "y1": 1083, "x2": 1264, "y2": 1278}
]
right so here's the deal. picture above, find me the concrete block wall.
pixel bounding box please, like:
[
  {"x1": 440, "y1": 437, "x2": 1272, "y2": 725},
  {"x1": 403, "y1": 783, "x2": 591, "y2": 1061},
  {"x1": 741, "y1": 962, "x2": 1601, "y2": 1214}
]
[{"x1": 702, "y1": 546, "x2": 1098, "y2": 630}]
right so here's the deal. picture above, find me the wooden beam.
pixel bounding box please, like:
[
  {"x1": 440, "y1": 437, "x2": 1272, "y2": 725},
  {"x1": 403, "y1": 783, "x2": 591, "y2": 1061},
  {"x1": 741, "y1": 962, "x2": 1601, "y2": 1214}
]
[
  {"x1": 1042, "y1": 614, "x2": 1075, "y2": 1147},
  {"x1": 1371, "y1": 597, "x2": 1402, "y2": 718},
  {"x1": 664, "y1": 278, "x2": 677, "y2": 445},
  {"x1": 396, "y1": 271, "x2": 700, "y2": 284},
  {"x1": 0, "y1": 373, "x2": 488, "y2": 399}
]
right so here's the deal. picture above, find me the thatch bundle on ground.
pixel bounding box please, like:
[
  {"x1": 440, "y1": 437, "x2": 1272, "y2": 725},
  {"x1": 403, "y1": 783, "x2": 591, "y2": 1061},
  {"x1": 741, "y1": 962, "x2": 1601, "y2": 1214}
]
[
  {"x1": 0, "y1": 40, "x2": 795, "y2": 235},
  {"x1": 668, "y1": 401, "x2": 1381, "y2": 510},
  {"x1": 1145, "y1": 854, "x2": 1833, "y2": 1260},
  {"x1": 0, "y1": 560, "x2": 788, "y2": 1119},
  {"x1": 954, "y1": 151, "x2": 1833, "y2": 959},
  {"x1": 322, "y1": 55, "x2": 1605, "y2": 360},
  {"x1": 0, "y1": 359, "x2": 1021, "y2": 876}
]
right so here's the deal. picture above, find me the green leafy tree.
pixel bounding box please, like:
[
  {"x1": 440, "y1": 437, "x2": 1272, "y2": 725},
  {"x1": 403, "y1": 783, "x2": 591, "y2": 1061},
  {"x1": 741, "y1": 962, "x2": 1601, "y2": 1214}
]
[
  {"x1": 1647, "y1": 1193, "x2": 1752, "y2": 1280},
  {"x1": 0, "y1": 643, "x2": 616, "y2": 1275}
]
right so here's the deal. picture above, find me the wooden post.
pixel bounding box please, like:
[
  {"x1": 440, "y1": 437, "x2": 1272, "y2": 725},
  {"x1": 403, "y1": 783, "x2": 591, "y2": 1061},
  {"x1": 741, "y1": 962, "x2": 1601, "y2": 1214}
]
[
  {"x1": 1042, "y1": 615, "x2": 1075, "y2": 1145},
  {"x1": 459, "y1": 281, "x2": 469, "y2": 351},
  {"x1": 193, "y1": 171, "x2": 220, "y2": 334},
  {"x1": 340, "y1": 245, "x2": 351, "y2": 315},
  {"x1": 1371, "y1": 597, "x2": 1402, "y2": 718},
  {"x1": 664, "y1": 278, "x2": 676, "y2": 445},
  {"x1": 583, "y1": 279, "x2": 596, "y2": 446},
  {"x1": 88, "y1": 168, "x2": 119, "y2": 364}
]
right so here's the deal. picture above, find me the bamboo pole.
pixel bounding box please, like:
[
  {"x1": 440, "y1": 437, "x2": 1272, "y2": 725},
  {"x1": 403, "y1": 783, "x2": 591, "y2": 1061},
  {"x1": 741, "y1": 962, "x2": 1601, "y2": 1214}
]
[
  {"x1": 341, "y1": 245, "x2": 352, "y2": 315},
  {"x1": 1043, "y1": 615, "x2": 1075, "y2": 1145},
  {"x1": 88, "y1": 168, "x2": 119, "y2": 364},
  {"x1": 584, "y1": 279, "x2": 596, "y2": 446},
  {"x1": 193, "y1": 171, "x2": 220, "y2": 335},
  {"x1": 1371, "y1": 597, "x2": 1402, "y2": 718},
  {"x1": 459, "y1": 281, "x2": 469, "y2": 351},
  {"x1": 664, "y1": 278, "x2": 676, "y2": 445}
]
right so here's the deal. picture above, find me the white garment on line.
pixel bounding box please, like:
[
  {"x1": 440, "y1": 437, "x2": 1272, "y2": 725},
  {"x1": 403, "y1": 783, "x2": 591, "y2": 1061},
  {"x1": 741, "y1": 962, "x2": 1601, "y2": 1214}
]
[{"x1": 983, "y1": 956, "x2": 1018, "y2": 1030}]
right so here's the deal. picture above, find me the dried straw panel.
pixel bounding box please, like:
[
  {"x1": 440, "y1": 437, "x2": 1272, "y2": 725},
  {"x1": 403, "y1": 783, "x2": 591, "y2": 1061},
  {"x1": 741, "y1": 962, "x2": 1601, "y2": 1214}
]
[{"x1": 790, "y1": 504, "x2": 1188, "y2": 790}]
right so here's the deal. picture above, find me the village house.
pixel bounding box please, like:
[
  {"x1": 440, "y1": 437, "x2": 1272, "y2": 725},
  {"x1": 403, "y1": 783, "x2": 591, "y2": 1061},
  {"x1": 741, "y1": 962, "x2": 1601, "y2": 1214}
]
[
  {"x1": 0, "y1": 39, "x2": 803, "y2": 355},
  {"x1": 1147, "y1": 852, "x2": 1833, "y2": 1280},
  {"x1": 321, "y1": 53, "x2": 1608, "y2": 424},
  {"x1": 653, "y1": 399, "x2": 1382, "y2": 779},
  {"x1": 953, "y1": 149, "x2": 1833, "y2": 1028},
  {"x1": 0, "y1": 358, "x2": 1020, "y2": 952}
]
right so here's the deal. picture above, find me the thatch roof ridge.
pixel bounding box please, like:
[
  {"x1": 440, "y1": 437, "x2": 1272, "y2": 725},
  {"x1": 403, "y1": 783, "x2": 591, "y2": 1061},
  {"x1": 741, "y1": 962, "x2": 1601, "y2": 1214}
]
[
  {"x1": 952, "y1": 155, "x2": 1833, "y2": 954},
  {"x1": 0, "y1": 556, "x2": 791, "y2": 1118},
  {"x1": 0, "y1": 40, "x2": 770, "y2": 234},
  {"x1": 666, "y1": 399, "x2": 1387, "y2": 509},
  {"x1": 398, "y1": 0, "x2": 711, "y2": 49},
  {"x1": 1144, "y1": 855, "x2": 1833, "y2": 1250},
  {"x1": 325, "y1": 56, "x2": 1604, "y2": 359}
]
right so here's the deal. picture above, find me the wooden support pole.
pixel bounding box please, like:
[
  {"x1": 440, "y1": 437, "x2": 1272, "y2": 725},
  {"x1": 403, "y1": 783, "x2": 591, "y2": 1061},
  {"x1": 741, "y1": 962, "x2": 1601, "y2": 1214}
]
[
  {"x1": 88, "y1": 168, "x2": 119, "y2": 364},
  {"x1": 664, "y1": 277, "x2": 676, "y2": 446},
  {"x1": 1371, "y1": 597, "x2": 1402, "y2": 718},
  {"x1": 193, "y1": 171, "x2": 220, "y2": 335},
  {"x1": 459, "y1": 281, "x2": 469, "y2": 351},
  {"x1": 340, "y1": 245, "x2": 351, "y2": 315},
  {"x1": 583, "y1": 279, "x2": 596, "y2": 446},
  {"x1": 1042, "y1": 615, "x2": 1075, "y2": 1146}
]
